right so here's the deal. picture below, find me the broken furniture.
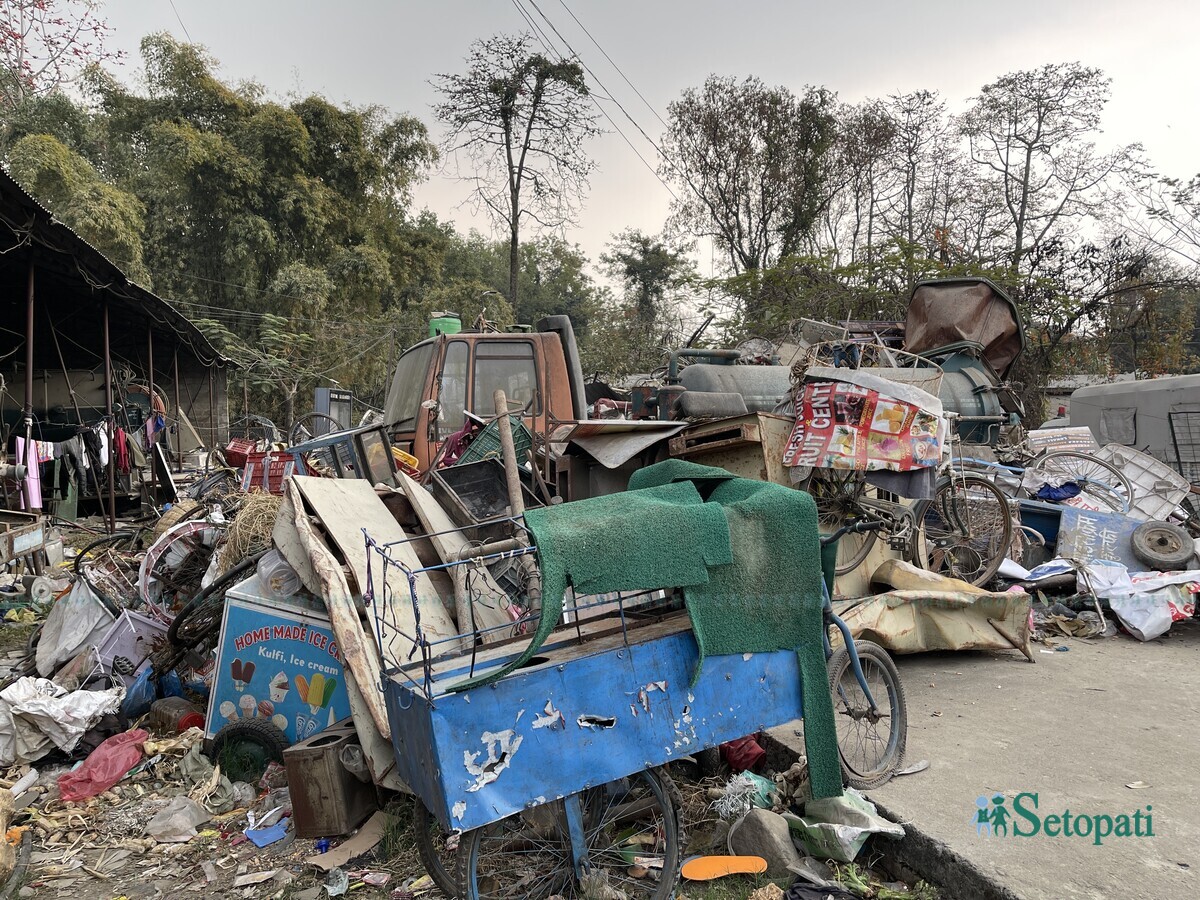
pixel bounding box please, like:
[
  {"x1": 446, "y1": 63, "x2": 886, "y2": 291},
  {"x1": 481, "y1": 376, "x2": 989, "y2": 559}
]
[{"x1": 288, "y1": 423, "x2": 399, "y2": 485}]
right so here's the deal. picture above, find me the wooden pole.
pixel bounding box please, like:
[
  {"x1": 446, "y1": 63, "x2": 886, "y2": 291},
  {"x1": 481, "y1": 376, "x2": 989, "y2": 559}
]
[{"x1": 103, "y1": 299, "x2": 116, "y2": 527}]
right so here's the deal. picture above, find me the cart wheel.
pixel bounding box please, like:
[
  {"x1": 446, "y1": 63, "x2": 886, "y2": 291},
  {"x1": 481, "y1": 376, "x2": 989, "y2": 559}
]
[
  {"x1": 1131, "y1": 520, "x2": 1196, "y2": 571},
  {"x1": 828, "y1": 640, "x2": 907, "y2": 790},
  {"x1": 456, "y1": 767, "x2": 681, "y2": 899},
  {"x1": 413, "y1": 798, "x2": 460, "y2": 897},
  {"x1": 210, "y1": 720, "x2": 290, "y2": 783}
]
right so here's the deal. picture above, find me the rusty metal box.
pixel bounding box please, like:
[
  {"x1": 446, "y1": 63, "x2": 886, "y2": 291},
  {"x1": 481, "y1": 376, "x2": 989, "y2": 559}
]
[{"x1": 283, "y1": 724, "x2": 378, "y2": 838}]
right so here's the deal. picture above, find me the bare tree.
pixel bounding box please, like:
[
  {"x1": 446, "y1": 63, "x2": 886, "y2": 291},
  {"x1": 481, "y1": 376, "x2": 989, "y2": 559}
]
[
  {"x1": 959, "y1": 62, "x2": 1141, "y2": 271},
  {"x1": 0, "y1": 0, "x2": 121, "y2": 113},
  {"x1": 433, "y1": 33, "x2": 599, "y2": 306}
]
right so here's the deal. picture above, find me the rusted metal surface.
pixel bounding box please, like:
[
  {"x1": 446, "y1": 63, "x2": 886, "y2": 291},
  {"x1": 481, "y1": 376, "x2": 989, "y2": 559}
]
[{"x1": 668, "y1": 413, "x2": 793, "y2": 485}]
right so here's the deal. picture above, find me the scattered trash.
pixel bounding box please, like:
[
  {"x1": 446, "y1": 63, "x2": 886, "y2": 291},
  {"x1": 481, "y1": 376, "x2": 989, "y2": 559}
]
[
  {"x1": 324, "y1": 866, "x2": 350, "y2": 896},
  {"x1": 1126, "y1": 781, "x2": 1151, "y2": 789},
  {"x1": 681, "y1": 854, "x2": 767, "y2": 880},
  {"x1": 58, "y1": 729, "x2": 148, "y2": 801},
  {"x1": 787, "y1": 789, "x2": 905, "y2": 863}
]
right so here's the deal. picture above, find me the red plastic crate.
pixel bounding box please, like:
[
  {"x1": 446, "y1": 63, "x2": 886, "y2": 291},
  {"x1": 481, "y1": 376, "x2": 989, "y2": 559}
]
[
  {"x1": 241, "y1": 451, "x2": 311, "y2": 494},
  {"x1": 224, "y1": 437, "x2": 256, "y2": 468}
]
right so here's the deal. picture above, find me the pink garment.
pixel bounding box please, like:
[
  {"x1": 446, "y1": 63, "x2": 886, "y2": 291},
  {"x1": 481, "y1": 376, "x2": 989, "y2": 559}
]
[{"x1": 13, "y1": 436, "x2": 41, "y2": 509}]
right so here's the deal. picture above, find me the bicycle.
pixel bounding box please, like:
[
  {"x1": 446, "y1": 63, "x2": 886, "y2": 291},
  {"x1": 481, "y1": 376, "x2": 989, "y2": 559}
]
[{"x1": 821, "y1": 520, "x2": 908, "y2": 789}]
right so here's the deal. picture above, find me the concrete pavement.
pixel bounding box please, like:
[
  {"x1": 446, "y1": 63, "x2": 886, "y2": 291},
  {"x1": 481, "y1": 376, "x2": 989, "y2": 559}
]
[{"x1": 773, "y1": 619, "x2": 1200, "y2": 899}]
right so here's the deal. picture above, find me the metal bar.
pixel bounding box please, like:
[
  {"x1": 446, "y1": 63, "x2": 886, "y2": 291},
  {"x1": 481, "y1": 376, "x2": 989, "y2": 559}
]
[
  {"x1": 48, "y1": 317, "x2": 114, "y2": 533},
  {"x1": 208, "y1": 366, "x2": 216, "y2": 451},
  {"x1": 147, "y1": 324, "x2": 157, "y2": 505},
  {"x1": 103, "y1": 299, "x2": 116, "y2": 528},
  {"x1": 20, "y1": 261, "x2": 36, "y2": 513},
  {"x1": 563, "y1": 793, "x2": 589, "y2": 879},
  {"x1": 173, "y1": 349, "x2": 182, "y2": 473}
]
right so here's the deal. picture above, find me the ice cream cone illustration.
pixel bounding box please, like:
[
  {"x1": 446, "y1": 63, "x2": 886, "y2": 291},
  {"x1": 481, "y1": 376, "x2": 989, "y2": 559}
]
[
  {"x1": 295, "y1": 711, "x2": 308, "y2": 737},
  {"x1": 257, "y1": 700, "x2": 274, "y2": 719},
  {"x1": 240, "y1": 694, "x2": 257, "y2": 719},
  {"x1": 327, "y1": 706, "x2": 336, "y2": 728},
  {"x1": 303, "y1": 716, "x2": 319, "y2": 739},
  {"x1": 272, "y1": 714, "x2": 288, "y2": 733},
  {"x1": 220, "y1": 700, "x2": 238, "y2": 723},
  {"x1": 270, "y1": 672, "x2": 289, "y2": 703}
]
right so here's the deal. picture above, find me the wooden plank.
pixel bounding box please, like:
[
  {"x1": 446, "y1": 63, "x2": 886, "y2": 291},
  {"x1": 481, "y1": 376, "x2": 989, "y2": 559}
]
[
  {"x1": 283, "y1": 478, "x2": 389, "y2": 737},
  {"x1": 398, "y1": 473, "x2": 515, "y2": 642},
  {"x1": 293, "y1": 477, "x2": 460, "y2": 663}
]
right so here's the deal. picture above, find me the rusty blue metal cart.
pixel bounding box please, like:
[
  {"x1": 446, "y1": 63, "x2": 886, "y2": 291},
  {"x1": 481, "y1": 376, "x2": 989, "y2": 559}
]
[{"x1": 366, "y1": 515, "x2": 904, "y2": 899}]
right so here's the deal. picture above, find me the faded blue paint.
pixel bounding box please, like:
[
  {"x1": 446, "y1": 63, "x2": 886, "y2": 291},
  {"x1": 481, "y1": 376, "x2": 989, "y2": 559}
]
[{"x1": 384, "y1": 628, "x2": 807, "y2": 832}]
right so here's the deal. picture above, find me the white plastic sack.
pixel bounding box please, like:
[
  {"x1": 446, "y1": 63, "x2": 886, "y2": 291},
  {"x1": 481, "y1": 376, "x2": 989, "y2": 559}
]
[
  {"x1": 145, "y1": 796, "x2": 210, "y2": 842},
  {"x1": 0, "y1": 677, "x2": 124, "y2": 765},
  {"x1": 36, "y1": 580, "x2": 115, "y2": 677},
  {"x1": 1108, "y1": 586, "x2": 1194, "y2": 642}
]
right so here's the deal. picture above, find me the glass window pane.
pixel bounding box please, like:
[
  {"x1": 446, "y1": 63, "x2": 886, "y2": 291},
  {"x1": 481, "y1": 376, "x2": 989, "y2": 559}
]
[
  {"x1": 383, "y1": 341, "x2": 434, "y2": 427},
  {"x1": 438, "y1": 341, "x2": 469, "y2": 439},
  {"x1": 473, "y1": 342, "x2": 537, "y2": 415}
]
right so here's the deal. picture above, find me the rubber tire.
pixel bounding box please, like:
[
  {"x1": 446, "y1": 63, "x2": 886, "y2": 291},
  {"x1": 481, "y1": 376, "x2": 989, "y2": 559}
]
[
  {"x1": 456, "y1": 767, "x2": 682, "y2": 899},
  {"x1": 168, "y1": 551, "x2": 267, "y2": 650},
  {"x1": 1131, "y1": 520, "x2": 1196, "y2": 571},
  {"x1": 827, "y1": 640, "x2": 908, "y2": 790},
  {"x1": 413, "y1": 798, "x2": 459, "y2": 898},
  {"x1": 210, "y1": 719, "x2": 290, "y2": 783}
]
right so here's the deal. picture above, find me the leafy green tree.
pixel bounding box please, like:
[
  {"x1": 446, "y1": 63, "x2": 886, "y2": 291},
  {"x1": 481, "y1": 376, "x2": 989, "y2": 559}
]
[
  {"x1": 433, "y1": 33, "x2": 600, "y2": 306},
  {"x1": 661, "y1": 76, "x2": 838, "y2": 276},
  {"x1": 6, "y1": 132, "x2": 148, "y2": 280}
]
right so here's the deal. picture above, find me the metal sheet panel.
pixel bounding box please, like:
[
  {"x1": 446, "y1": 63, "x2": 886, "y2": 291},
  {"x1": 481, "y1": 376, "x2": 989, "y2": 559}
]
[{"x1": 386, "y1": 629, "x2": 806, "y2": 832}]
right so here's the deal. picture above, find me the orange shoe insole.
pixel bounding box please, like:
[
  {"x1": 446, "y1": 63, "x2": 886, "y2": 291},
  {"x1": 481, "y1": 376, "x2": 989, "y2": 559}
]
[{"x1": 681, "y1": 855, "x2": 769, "y2": 881}]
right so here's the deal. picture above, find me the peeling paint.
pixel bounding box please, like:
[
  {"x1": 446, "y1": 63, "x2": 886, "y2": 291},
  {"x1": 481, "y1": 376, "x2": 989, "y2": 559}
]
[
  {"x1": 452, "y1": 800, "x2": 467, "y2": 822},
  {"x1": 577, "y1": 714, "x2": 617, "y2": 730},
  {"x1": 463, "y1": 729, "x2": 524, "y2": 792},
  {"x1": 533, "y1": 700, "x2": 564, "y2": 730}
]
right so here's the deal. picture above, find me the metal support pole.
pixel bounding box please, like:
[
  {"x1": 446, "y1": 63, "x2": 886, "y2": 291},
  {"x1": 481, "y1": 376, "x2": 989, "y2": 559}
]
[
  {"x1": 20, "y1": 261, "x2": 37, "y2": 513},
  {"x1": 49, "y1": 318, "x2": 113, "y2": 533},
  {"x1": 147, "y1": 324, "x2": 157, "y2": 505},
  {"x1": 173, "y1": 349, "x2": 182, "y2": 473},
  {"x1": 208, "y1": 366, "x2": 216, "y2": 449},
  {"x1": 103, "y1": 299, "x2": 116, "y2": 527}
]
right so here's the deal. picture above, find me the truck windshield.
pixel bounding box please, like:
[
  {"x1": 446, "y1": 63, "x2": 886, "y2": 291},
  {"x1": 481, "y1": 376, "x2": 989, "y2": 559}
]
[{"x1": 383, "y1": 341, "x2": 434, "y2": 428}]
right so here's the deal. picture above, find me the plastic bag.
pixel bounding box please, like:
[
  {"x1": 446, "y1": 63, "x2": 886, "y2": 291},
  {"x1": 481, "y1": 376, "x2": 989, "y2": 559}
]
[
  {"x1": 35, "y1": 580, "x2": 114, "y2": 677},
  {"x1": 145, "y1": 795, "x2": 210, "y2": 842},
  {"x1": 58, "y1": 729, "x2": 148, "y2": 801},
  {"x1": 120, "y1": 667, "x2": 157, "y2": 719}
]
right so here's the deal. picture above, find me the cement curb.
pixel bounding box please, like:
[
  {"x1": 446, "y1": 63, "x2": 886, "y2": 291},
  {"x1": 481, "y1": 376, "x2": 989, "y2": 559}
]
[{"x1": 759, "y1": 730, "x2": 1023, "y2": 900}]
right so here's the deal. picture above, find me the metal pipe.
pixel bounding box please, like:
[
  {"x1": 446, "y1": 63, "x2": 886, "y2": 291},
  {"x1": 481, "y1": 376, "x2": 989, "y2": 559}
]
[
  {"x1": 666, "y1": 348, "x2": 740, "y2": 383},
  {"x1": 103, "y1": 299, "x2": 116, "y2": 528},
  {"x1": 208, "y1": 366, "x2": 216, "y2": 450},
  {"x1": 173, "y1": 349, "x2": 182, "y2": 473},
  {"x1": 147, "y1": 324, "x2": 157, "y2": 505},
  {"x1": 20, "y1": 261, "x2": 36, "y2": 513}
]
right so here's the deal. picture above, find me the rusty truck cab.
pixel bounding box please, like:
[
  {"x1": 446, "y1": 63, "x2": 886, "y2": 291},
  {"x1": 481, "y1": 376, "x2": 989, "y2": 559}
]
[{"x1": 383, "y1": 328, "x2": 577, "y2": 470}]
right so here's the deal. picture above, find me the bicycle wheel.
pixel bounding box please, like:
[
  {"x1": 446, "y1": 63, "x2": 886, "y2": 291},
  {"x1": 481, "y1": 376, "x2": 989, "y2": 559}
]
[
  {"x1": 413, "y1": 798, "x2": 460, "y2": 897},
  {"x1": 74, "y1": 531, "x2": 141, "y2": 615},
  {"x1": 915, "y1": 473, "x2": 1013, "y2": 586},
  {"x1": 456, "y1": 767, "x2": 681, "y2": 900},
  {"x1": 1023, "y1": 451, "x2": 1133, "y2": 513},
  {"x1": 827, "y1": 640, "x2": 907, "y2": 789},
  {"x1": 168, "y1": 551, "x2": 267, "y2": 650},
  {"x1": 806, "y1": 469, "x2": 877, "y2": 575}
]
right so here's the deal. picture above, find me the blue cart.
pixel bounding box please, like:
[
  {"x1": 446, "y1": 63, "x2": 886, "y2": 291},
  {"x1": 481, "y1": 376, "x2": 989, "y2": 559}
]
[{"x1": 366, "y1": 516, "x2": 905, "y2": 899}]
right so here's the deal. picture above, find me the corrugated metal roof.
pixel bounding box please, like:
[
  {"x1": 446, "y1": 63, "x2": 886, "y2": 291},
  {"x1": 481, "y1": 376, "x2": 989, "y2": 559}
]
[{"x1": 0, "y1": 165, "x2": 232, "y2": 367}]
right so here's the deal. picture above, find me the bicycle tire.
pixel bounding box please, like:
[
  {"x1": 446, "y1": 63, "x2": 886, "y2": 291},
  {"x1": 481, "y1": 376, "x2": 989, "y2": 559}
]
[
  {"x1": 74, "y1": 531, "x2": 140, "y2": 615},
  {"x1": 806, "y1": 469, "x2": 878, "y2": 575},
  {"x1": 913, "y1": 473, "x2": 1013, "y2": 586},
  {"x1": 827, "y1": 640, "x2": 907, "y2": 790},
  {"x1": 1024, "y1": 451, "x2": 1134, "y2": 514},
  {"x1": 167, "y1": 551, "x2": 267, "y2": 650},
  {"x1": 413, "y1": 797, "x2": 460, "y2": 897},
  {"x1": 456, "y1": 767, "x2": 682, "y2": 899}
]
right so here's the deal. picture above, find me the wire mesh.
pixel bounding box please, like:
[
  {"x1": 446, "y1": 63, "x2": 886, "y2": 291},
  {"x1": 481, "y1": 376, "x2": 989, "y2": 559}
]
[{"x1": 363, "y1": 516, "x2": 677, "y2": 702}]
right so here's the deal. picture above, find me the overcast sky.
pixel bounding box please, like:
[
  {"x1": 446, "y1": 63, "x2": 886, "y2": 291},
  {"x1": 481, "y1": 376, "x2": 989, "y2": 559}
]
[{"x1": 105, "y1": 0, "x2": 1200, "y2": 276}]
